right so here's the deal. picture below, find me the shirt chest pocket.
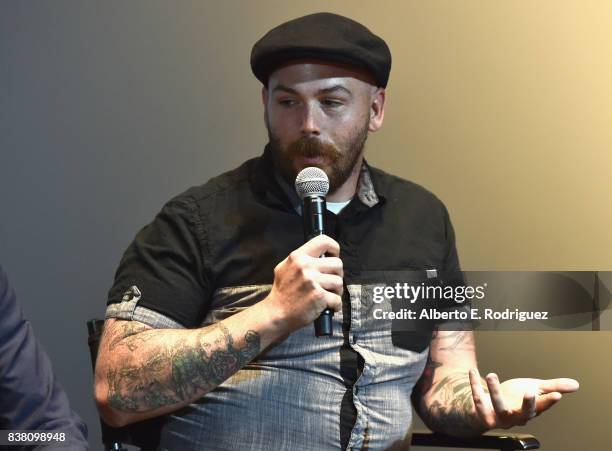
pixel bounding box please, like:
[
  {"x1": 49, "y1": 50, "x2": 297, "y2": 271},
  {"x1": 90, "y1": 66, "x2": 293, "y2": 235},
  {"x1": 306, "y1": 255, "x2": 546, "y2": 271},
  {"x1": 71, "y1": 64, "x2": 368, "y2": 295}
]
[{"x1": 378, "y1": 269, "x2": 440, "y2": 353}]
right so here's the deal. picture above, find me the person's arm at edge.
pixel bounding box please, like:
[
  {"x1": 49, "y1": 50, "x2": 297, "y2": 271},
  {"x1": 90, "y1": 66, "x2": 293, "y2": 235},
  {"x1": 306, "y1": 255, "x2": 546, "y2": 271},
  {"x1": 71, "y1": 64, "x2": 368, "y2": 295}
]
[{"x1": 0, "y1": 266, "x2": 89, "y2": 447}]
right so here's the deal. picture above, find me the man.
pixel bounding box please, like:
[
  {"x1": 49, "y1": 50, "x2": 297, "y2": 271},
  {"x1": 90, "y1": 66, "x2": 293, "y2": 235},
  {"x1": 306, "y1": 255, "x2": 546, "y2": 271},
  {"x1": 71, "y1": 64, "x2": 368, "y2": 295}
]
[
  {"x1": 0, "y1": 265, "x2": 88, "y2": 450},
  {"x1": 95, "y1": 12, "x2": 578, "y2": 450}
]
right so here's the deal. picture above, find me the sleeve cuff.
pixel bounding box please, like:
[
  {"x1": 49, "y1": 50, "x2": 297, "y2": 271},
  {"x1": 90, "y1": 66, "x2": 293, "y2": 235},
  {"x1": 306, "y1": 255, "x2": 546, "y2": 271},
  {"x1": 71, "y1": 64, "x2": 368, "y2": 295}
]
[{"x1": 105, "y1": 299, "x2": 185, "y2": 329}]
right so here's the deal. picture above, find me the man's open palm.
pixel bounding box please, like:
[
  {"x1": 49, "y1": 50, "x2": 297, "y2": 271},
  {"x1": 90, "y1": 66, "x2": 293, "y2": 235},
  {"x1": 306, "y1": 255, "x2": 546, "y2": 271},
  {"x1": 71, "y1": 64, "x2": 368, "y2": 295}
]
[{"x1": 469, "y1": 368, "x2": 579, "y2": 429}]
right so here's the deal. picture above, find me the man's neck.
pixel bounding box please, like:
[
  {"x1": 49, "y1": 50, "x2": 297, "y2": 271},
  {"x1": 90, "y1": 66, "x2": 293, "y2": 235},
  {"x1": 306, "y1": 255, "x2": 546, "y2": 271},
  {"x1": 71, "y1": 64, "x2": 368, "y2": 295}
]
[{"x1": 326, "y1": 155, "x2": 363, "y2": 202}]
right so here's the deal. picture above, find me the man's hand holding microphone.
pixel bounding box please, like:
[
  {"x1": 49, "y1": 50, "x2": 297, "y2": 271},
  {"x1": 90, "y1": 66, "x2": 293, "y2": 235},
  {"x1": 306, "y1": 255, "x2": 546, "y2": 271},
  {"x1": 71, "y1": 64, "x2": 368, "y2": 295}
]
[{"x1": 262, "y1": 234, "x2": 343, "y2": 335}]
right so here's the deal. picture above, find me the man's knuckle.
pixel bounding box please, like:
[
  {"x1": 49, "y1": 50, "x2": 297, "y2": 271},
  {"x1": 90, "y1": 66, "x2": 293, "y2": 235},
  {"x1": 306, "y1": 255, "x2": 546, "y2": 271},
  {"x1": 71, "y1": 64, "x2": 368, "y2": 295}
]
[
  {"x1": 290, "y1": 254, "x2": 307, "y2": 269},
  {"x1": 312, "y1": 286, "x2": 327, "y2": 300},
  {"x1": 273, "y1": 263, "x2": 283, "y2": 275},
  {"x1": 300, "y1": 266, "x2": 315, "y2": 281},
  {"x1": 289, "y1": 250, "x2": 301, "y2": 261}
]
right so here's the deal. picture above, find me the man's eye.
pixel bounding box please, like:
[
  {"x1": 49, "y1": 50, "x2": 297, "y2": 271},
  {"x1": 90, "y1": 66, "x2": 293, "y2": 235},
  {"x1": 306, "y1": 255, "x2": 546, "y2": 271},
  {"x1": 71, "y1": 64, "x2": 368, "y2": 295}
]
[
  {"x1": 321, "y1": 99, "x2": 343, "y2": 107},
  {"x1": 278, "y1": 99, "x2": 297, "y2": 107}
]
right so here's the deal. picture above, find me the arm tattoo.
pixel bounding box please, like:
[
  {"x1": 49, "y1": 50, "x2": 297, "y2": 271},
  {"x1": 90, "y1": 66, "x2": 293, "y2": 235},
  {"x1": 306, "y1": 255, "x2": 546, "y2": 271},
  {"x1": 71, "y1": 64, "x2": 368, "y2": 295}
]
[
  {"x1": 412, "y1": 330, "x2": 486, "y2": 436},
  {"x1": 440, "y1": 331, "x2": 470, "y2": 351},
  {"x1": 106, "y1": 322, "x2": 151, "y2": 351},
  {"x1": 425, "y1": 371, "x2": 485, "y2": 434},
  {"x1": 106, "y1": 323, "x2": 261, "y2": 412},
  {"x1": 433, "y1": 328, "x2": 474, "y2": 352}
]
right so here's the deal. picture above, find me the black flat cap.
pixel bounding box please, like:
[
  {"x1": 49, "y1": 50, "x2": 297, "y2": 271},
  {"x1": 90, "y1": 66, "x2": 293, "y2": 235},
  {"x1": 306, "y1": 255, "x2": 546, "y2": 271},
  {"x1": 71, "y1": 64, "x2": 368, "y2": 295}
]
[{"x1": 251, "y1": 12, "x2": 391, "y2": 87}]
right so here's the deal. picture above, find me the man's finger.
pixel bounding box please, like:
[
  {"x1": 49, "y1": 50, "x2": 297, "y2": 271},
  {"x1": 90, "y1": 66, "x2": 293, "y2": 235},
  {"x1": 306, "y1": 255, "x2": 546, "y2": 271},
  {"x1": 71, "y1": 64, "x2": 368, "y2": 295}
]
[
  {"x1": 520, "y1": 390, "x2": 537, "y2": 421},
  {"x1": 320, "y1": 291, "x2": 342, "y2": 313},
  {"x1": 537, "y1": 378, "x2": 579, "y2": 394},
  {"x1": 469, "y1": 369, "x2": 495, "y2": 427},
  {"x1": 485, "y1": 373, "x2": 510, "y2": 415},
  {"x1": 535, "y1": 392, "x2": 563, "y2": 414},
  {"x1": 301, "y1": 234, "x2": 340, "y2": 257},
  {"x1": 312, "y1": 256, "x2": 344, "y2": 276},
  {"x1": 318, "y1": 274, "x2": 344, "y2": 296}
]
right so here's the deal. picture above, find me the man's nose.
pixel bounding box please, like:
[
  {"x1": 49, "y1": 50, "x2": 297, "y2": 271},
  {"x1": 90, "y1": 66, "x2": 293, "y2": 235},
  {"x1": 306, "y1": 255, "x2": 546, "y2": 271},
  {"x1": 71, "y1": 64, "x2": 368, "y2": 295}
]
[{"x1": 301, "y1": 104, "x2": 321, "y2": 136}]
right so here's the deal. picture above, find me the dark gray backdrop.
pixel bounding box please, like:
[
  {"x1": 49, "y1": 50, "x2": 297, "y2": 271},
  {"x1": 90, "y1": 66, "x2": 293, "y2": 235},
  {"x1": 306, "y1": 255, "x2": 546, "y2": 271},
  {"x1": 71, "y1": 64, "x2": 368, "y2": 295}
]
[{"x1": 1, "y1": 2, "x2": 268, "y2": 448}]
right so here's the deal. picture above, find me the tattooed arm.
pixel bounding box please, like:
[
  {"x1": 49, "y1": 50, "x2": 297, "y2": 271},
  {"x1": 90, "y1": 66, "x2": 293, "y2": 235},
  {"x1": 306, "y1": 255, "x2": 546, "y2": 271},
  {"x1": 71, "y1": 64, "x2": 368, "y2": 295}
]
[
  {"x1": 94, "y1": 304, "x2": 272, "y2": 427},
  {"x1": 411, "y1": 328, "x2": 580, "y2": 437},
  {"x1": 412, "y1": 329, "x2": 487, "y2": 437},
  {"x1": 95, "y1": 235, "x2": 344, "y2": 427}
]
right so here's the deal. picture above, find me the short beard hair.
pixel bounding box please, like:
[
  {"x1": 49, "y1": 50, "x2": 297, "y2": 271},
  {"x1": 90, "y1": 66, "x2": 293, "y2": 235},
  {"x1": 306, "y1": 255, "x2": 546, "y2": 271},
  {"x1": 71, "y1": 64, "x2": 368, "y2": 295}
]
[{"x1": 267, "y1": 119, "x2": 369, "y2": 194}]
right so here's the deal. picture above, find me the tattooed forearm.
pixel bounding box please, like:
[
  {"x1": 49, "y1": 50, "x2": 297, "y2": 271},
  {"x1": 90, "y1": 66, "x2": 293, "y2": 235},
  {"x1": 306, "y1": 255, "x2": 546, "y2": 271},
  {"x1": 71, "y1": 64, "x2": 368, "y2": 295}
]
[
  {"x1": 413, "y1": 329, "x2": 487, "y2": 437},
  {"x1": 105, "y1": 323, "x2": 261, "y2": 413},
  {"x1": 432, "y1": 328, "x2": 475, "y2": 352},
  {"x1": 414, "y1": 355, "x2": 489, "y2": 436},
  {"x1": 106, "y1": 322, "x2": 151, "y2": 351},
  {"x1": 423, "y1": 371, "x2": 487, "y2": 435}
]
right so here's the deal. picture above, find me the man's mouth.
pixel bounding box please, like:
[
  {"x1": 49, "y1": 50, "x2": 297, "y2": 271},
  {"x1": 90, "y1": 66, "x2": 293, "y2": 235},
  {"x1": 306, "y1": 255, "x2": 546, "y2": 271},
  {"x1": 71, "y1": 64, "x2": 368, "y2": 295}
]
[{"x1": 298, "y1": 154, "x2": 326, "y2": 166}]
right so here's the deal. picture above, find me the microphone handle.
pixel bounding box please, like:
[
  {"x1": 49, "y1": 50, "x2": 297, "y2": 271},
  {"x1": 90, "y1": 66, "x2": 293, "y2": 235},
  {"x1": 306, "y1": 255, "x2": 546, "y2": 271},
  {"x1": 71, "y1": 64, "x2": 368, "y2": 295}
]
[{"x1": 302, "y1": 195, "x2": 334, "y2": 337}]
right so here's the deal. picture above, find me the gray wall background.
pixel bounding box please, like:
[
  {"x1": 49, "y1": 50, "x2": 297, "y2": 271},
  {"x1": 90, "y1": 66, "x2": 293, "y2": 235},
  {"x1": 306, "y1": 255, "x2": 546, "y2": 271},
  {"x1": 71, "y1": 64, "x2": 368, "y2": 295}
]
[{"x1": 1, "y1": 2, "x2": 610, "y2": 450}]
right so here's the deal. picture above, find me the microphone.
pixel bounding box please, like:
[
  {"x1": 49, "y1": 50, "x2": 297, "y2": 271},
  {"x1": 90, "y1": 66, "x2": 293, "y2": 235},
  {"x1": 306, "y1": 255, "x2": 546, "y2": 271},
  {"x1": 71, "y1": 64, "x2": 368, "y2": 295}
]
[{"x1": 295, "y1": 167, "x2": 334, "y2": 337}]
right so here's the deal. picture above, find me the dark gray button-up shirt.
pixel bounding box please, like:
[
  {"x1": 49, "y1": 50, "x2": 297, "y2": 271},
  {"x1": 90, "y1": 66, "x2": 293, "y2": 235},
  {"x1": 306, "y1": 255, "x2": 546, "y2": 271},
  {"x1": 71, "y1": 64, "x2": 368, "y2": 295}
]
[{"x1": 106, "y1": 146, "x2": 462, "y2": 450}]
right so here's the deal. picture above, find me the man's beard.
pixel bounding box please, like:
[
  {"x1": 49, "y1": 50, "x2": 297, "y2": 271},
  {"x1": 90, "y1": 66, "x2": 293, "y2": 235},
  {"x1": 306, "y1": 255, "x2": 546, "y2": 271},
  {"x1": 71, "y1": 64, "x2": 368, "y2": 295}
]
[{"x1": 267, "y1": 121, "x2": 369, "y2": 194}]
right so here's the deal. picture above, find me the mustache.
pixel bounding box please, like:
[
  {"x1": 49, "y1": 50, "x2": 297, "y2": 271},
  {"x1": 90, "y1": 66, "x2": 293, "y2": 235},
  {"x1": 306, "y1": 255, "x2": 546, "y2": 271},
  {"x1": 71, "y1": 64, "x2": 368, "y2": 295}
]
[{"x1": 287, "y1": 137, "x2": 340, "y2": 160}]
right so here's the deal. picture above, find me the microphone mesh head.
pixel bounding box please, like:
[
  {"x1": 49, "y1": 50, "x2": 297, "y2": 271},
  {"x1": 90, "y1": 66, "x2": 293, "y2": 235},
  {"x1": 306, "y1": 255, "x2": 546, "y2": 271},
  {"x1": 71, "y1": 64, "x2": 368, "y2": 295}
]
[{"x1": 295, "y1": 167, "x2": 329, "y2": 198}]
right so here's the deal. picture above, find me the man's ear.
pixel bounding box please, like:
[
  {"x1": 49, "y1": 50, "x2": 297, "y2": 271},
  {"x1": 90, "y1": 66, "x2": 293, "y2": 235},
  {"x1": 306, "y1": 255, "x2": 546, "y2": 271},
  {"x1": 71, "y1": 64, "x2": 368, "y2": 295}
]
[
  {"x1": 368, "y1": 88, "x2": 386, "y2": 132},
  {"x1": 262, "y1": 86, "x2": 269, "y2": 126}
]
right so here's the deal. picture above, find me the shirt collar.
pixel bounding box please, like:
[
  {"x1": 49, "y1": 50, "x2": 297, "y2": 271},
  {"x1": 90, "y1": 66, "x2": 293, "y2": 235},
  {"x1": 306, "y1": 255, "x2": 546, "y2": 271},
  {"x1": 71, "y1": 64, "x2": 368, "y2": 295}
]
[{"x1": 356, "y1": 161, "x2": 380, "y2": 207}]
